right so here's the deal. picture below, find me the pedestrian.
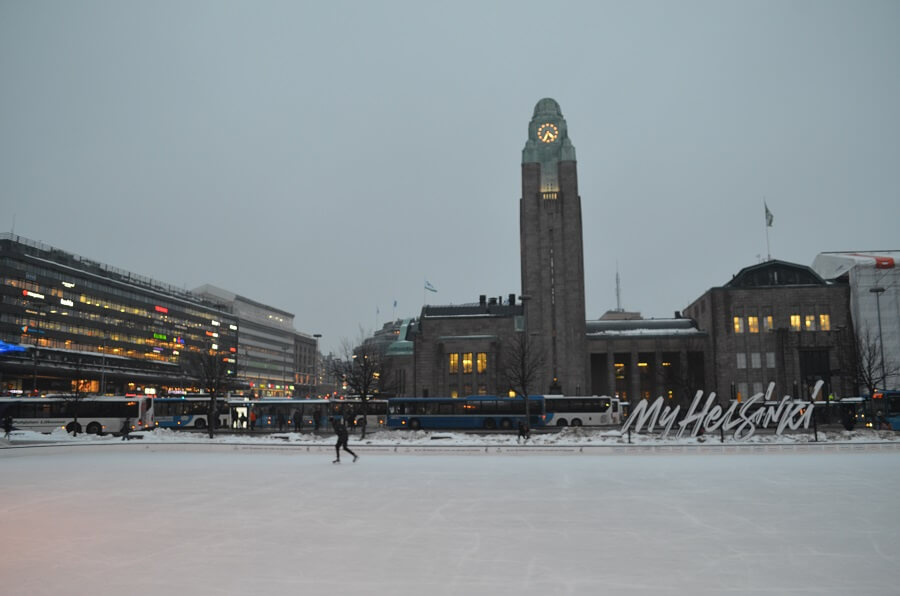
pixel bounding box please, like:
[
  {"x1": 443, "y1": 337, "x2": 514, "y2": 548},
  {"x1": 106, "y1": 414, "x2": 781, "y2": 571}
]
[
  {"x1": 313, "y1": 408, "x2": 321, "y2": 433},
  {"x1": 517, "y1": 421, "x2": 530, "y2": 441},
  {"x1": 277, "y1": 412, "x2": 286, "y2": 432},
  {"x1": 249, "y1": 409, "x2": 257, "y2": 431},
  {"x1": 239, "y1": 412, "x2": 247, "y2": 430},
  {"x1": 358, "y1": 413, "x2": 367, "y2": 439},
  {"x1": 3, "y1": 414, "x2": 13, "y2": 439},
  {"x1": 120, "y1": 417, "x2": 132, "y2": 441},
  {"x1": 293, "y1": 409, "x2": 302, "y2": 432},
  {"x1": 330, "y1": 416, "x2": 358, "y2": 464}
]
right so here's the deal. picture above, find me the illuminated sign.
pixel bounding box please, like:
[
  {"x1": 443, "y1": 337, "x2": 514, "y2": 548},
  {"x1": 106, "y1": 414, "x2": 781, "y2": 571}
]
[
  {"x1": 211, "y1": 320, "x2": 220, "y2": 326},
  {"x1": 60, "y1": 298, "x2": 74, "y2": 307},
  {"x1": 155, "y1": 305, "x2": 168, "y2": 314},
  {"x1": 62, "y1": 281, "x2": 76, "y2": 288},
  {"x1": 22, "y1": 290, "x2": 45, "y2": 300},
  {"x1": 153, "y1": 333, "x2": 167, "y2": 341}
]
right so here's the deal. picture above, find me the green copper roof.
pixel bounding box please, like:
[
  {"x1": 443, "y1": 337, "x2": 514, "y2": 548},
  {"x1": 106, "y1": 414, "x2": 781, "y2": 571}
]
[{"x1": 522, "y1": 97, "x2": 576, "y2": 165}]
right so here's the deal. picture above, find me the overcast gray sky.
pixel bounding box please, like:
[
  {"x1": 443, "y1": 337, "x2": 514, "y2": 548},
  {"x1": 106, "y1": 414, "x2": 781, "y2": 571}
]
[{"x1": 2, "y1": 0, "x2": 898, "y2": 353}]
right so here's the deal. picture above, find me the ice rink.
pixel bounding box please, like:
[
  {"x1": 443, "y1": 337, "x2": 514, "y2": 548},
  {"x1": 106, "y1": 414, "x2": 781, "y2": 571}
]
[{"x1": 2, "y1": 443, "x2": 899, "y2": 595}]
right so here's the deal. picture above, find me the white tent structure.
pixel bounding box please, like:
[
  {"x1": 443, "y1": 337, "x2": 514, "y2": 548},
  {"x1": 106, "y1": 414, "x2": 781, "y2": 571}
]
[{"x1": 812, "y1": 251, "x2": 900, "y2": 391}]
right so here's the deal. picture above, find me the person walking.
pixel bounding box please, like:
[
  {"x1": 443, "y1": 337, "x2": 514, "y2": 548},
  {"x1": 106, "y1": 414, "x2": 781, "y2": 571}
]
[
  {"x1": 517, "y1": 421, "x2": 530, "y2": 442},
  {"x1": 120, "y1": 417, "x2": 132, "y2": 441},
  {"x1": 3, "y1": 414, "x2": 13, "y2": 439},
  {"x1": 330, "y1": 416, "x2": 358, "y2": 464}
]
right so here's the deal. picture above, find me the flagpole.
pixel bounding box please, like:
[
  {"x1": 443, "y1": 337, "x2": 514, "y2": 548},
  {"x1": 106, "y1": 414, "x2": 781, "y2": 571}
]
[{"x1": 764, "y1": 200, "x2": 772, "y2": 261}]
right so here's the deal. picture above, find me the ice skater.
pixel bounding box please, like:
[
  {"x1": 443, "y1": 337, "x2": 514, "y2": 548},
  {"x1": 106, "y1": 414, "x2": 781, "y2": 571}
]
[{"x1": 330, "y1": 416, "x2": 358, "y2": 463}]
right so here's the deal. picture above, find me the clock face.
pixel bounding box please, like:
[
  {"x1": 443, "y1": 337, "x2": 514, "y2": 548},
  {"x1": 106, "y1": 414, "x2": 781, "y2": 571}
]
[{"x1": 537, "y1": 122, "x2": 559, "y2": 143}]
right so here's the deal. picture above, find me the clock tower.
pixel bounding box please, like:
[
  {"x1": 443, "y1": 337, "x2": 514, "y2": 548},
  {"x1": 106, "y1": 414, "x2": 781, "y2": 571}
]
[{"x1": 520, "y1": 98, "x2": 587, "y2": 395}]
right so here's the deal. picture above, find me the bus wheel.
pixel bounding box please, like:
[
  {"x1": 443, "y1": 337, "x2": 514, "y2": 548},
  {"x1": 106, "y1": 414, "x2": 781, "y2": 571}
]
[
  {"x1": 66, "y1": 422, "x2": 82, "y2": 434},
  {"x1": 571, "y1": 418, "x2": 583, "y2": 427},
  {"x1": 195, "y1": 419, "x2": 207, "y2": 429},
  {"x1": 500, "y1": 418, "x2": 513, "y2": 430},
  {"x1": 556, "y1": 419, "x2": 568, "y2": 427},
  {"x1": 483, "y1": 419, "x2": 497, "y2": 430},
  {"x1": 86, "y1": 422, "x2": 102, "y2": 435},
  {"x1": 409, "y1": 419, "x2": 421, "y2": 430}
]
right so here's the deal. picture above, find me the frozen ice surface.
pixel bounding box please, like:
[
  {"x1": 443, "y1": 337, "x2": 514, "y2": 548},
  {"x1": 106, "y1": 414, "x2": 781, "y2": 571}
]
[{"x1": 1, "y1": 436, "x2": 899, "y2": 596}]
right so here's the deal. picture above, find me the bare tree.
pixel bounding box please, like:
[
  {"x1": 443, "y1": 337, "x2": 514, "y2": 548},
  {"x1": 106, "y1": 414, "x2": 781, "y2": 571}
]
[
  {"x1": 181, "y1": 346, "x2": 233, "y2": 439},
  {"x1": 839, "y1": 325, "x2": 900, "y2": 396},
  {"x1": 500, "y1": 332, "x2": 546, "y2": 426},
  {"x1": 329, "y1": 331, "x2": 389, "y2": 418}
]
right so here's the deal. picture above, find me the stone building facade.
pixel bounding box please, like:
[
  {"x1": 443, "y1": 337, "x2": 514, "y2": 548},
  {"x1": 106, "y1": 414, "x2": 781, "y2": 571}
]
[{"x1": 683, "y1": 260, "x2": 853, "y2": 401}]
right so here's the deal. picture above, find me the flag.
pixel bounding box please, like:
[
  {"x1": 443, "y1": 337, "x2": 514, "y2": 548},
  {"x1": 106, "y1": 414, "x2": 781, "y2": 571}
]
[
  {"x1": 765, "y1": 203, "x2": 774, "y2": 227},
  {"x1": 393, "y1": 300, "x2": 397, "y2": 308},
  {"x1": 424, "y1": 280, "x2": 437, "y2": 293}
]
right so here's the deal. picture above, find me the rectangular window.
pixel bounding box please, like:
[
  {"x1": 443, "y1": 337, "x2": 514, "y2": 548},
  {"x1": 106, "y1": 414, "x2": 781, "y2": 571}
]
[
  {"x1": 462, "y1": 352, "x2": 473, "y2": 374},
  {"x1": 476, "y1": 352, "x2": 487, "y2": 374},
  {"x1": 477, "y1": 384, "x2": 487, "y2": 395},
  {"x1": 819, "y1": 314, "x2": 831, "y2": 331},
  {"x1": 790, "y1": 315, "x2": 801, "y2": 332},
  {"x1": 737, "y1": 383, "x2": 748, "y2": 402},
  {"x1": 748, "y1": 316, "x2": 759, "y2": 333},
  {"x1": 752, "y1": 382, "x2": 764, "y2": 395},
  {"x1": 805, "y1": 315, "x2": 816, "y2": 331},
  {"x1": 449, "y1": 385, "x2": 458, "y2": 398},
  {"x1": 733, "y1": 316, "x2": 744, "y2": 333},
  {"x1": 751, "y1": 353, "x2": 761, "y2": 368},
  {"x1": 448, "y1": 353, "x2": 459, "y2": 374},
  {"x1": 763, "y1": 315, "x2": 774, "y2": 332},
  {"x1": 766, "y1": 352, "x2": 775, "y2": 368},
  {"x1": 463, "y1": 383, "x2": 472, "y2": 395},
  {"x1": 736, "y1": 353, "x2": 747, "y2": 369}
]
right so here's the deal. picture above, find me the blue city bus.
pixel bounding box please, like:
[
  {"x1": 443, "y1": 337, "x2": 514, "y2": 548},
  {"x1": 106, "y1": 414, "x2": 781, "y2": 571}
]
[
  {"x1": 872, "y1": 390, "x2": 900, "y2": 430},
  {"x1": 387, "y1": 395, "x2": 544, "y2": 430},
  {"x1": 153, "y1": 396, "x2": 229, "y2": 429}
]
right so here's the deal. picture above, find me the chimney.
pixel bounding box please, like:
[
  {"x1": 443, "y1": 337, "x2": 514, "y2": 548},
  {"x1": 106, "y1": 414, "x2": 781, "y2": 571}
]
[
  {"x1": 479, "y1": 294, "x2": 486, "y2": 307},
  {"x1": 509, "y1": 294, "x2": 516, "y2": 305}
]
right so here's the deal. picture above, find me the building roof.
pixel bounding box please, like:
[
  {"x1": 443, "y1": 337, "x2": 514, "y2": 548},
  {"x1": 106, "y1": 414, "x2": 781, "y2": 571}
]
[
  {"x1": 586, "y1": 317, "x2": 704, "y2": 338},
  {"x1": 724, "y1": 260, "x2": 826, "y2": 288}
]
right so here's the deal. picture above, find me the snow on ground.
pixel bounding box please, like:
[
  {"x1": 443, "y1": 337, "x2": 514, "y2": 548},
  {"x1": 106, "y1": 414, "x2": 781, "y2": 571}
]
[{"x1": 1, "y1": 431, "x2": 899, "y2": 596}]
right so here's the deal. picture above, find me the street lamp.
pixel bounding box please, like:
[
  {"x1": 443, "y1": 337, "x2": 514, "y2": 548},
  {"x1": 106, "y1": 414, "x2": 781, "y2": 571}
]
[
  {"x1": 870, "y1": 286, "x2": 887, "y2": 389},
  {"x1": 313, "y1": 334, "x2": 322, "y2": 398}
]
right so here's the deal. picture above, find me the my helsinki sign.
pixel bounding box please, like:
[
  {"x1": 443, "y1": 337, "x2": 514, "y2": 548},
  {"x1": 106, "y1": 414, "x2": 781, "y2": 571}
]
[{"x1": 619, "y1": 380, "x2": 825, "y2": 441}]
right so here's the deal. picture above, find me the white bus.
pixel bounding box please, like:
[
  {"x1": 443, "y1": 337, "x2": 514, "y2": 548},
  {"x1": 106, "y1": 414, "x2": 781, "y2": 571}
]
[
  {"x1": 542, "y1": 395, "x2": 624, "y2": 427},
  {"x1": 0, "y1": 395, "x2": 153, "y2": 435}
]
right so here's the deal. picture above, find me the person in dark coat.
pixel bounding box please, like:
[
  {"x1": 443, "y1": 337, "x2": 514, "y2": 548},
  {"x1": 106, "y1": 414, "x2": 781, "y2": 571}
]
[
  {"x1": 3, "y1": 414, "x2": 13, "y2": 439},
  {"x1": 517, "y1": 421, "x2": 530, "y2": 441},
  {"x1": 330, "y1": 417, "x2": 358, "y2": 463},
  {"x1": 277, "y1": 411, "x2": 286, "y2": 432},
  {"x1": 120, "y1": 417, "x2": 132, "y2": 441}
]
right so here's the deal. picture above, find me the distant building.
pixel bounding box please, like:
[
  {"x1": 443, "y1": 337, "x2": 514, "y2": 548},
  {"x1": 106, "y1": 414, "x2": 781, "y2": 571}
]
[
  {"x1": 683, "y1": 260, "x2": 853, "y2": 401},
  {"x1": 192, "y1": 284, "x2": 318, "y2": 398},
  {"x1": 586, "y1": 314, "x2": 707, "y2": 405},
  {"x1": 812, "y1": 251, "x2": 900, "y2": 391},
  {"x1": 0, "y1": 234, "x2": 238, "y2": 395}
]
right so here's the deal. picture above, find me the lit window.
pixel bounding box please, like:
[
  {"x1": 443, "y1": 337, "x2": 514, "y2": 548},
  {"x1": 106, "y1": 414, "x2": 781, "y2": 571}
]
[
  {"x1": 477, "y1": 384, "x2": 487, "y2": 395},
  {"x1": 805, "y1": 315, "x2": 816, "y2": 331},
  {"x1": 737, "y1": 353, "x2": 747, "y2": 369},
  {"x1": 790, "y1": 315, "x2": 801, "y2": 331},
  {"x1": 751, "y1": 353, "x2": 761, "y2": 368},
  {"x1": 462, "y1": 353, "x2": 473, "y2": 374},
  {"x1": 450, "y1": 385, "x2": 458, "y2": 398},
  {"x1": 477, "y1": 353, "x2": 487, "y2": 374},
  {"x1": 763, "y1": 315, "x2": 774, "y2": 331},
  {"x1": 748, "y1": 316, "x2": 759, "y2": 333},
  {"x1": 448, "y1": 353, "x2": 459, "y2": 374},
  {"x1": 733, "y1": 316, "x2": 744, "y2": 333},
  {"x1": 819, "y1": 314, "x2": 831, "y2": 331}
]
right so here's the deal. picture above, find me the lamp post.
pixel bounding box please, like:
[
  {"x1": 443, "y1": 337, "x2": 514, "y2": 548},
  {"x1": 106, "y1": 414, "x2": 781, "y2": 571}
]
[
  {"x1": 313, "y1": 334, "x2": 322, "y2": 398},
  {"x1": 870, "y1": 286, "x2": 886, "y2": 389}
]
